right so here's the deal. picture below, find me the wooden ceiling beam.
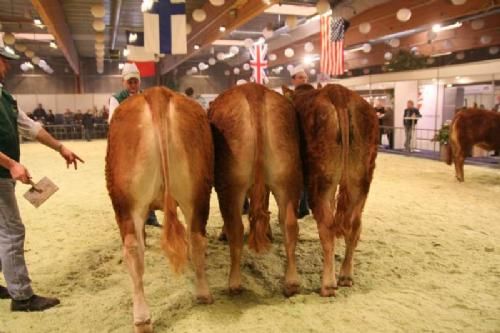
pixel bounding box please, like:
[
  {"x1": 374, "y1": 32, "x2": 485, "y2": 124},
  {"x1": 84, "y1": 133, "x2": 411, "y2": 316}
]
[
  {"x1": 160, "y1": 0, "x2": 278, "y2": 74},
  {"x1": 31, "y1": 0, "x2": 80, "y2": 75},
  {"x1": 251, "y1": 0, "x2": 497, "y2": 70}
]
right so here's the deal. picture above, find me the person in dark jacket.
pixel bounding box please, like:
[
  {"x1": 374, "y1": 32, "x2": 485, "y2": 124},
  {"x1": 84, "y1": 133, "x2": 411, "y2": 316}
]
[{"x1": 403, "y1": 100, "x2": 422, "y2": 152}]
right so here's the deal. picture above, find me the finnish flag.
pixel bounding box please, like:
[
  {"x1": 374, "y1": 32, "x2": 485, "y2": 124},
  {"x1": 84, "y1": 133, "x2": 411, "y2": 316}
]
[{"x1": 144, "y1": 0, "x2": 187, "y2": 55}]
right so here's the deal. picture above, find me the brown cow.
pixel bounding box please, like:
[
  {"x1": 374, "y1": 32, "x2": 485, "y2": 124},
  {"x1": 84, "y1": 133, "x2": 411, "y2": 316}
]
[
  {"x1": 283, "y1": 83, "x2": 378, "y2": 296},
  {"x1": 106, "y1": 87, "x2": 213, "y2": 333},
  {"x1": 446, "y1": 108, "x2": 500, "y2": 182},
  {"x1": 208, "y1": 83, "x2": 303, "y2": 296}
]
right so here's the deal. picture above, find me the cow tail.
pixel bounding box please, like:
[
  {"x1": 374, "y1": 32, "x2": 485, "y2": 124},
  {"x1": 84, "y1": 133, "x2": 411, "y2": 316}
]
[
  {"x1": 148, "y1": 89, "x2": 188, "y2": 274},
  {"x1": 333, "y1": 106, "x2": 351, "y2": 237},
  {"x1": 248, "y1": 101, "x2": 272, "y2": 254}
]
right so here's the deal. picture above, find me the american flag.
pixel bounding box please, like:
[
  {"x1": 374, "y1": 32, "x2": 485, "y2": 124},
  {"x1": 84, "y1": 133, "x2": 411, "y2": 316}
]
[
  {"x1": 249, "y1": 43, "x2": 268, "y2": 84},
  {"x1": 320, "y1": 16, "x2": 347, "y2": 77}
]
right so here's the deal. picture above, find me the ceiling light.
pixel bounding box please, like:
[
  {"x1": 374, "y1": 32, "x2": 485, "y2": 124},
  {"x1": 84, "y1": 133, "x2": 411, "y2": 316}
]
[
  {"x1": 432, "y1": 22, "x2": 462, "y2": 33},
  {"x1": 219, "y1": 26, "x2": 226, "y2": 32},
  {"x1": 194, "y1": 44, "x2": 200, "y2": 50},
  {"x1": 118, "y1": 63, "x2": 124, "y2": 70},
  {"x1": 34, "y1": 18, "x2": 42, "y2": 25},
  {"x1": 123, "y1": 49, "x2": 129, "y2": 57},
  {"x1": 128, "y1": 33, "x2": 138, "y2": 43},
  {"x1": 431, "y1": 51, "x2": 452, "y2": 57},
  {"x1": 49, "y1": 41, "x2": 57, "y2": 49}
]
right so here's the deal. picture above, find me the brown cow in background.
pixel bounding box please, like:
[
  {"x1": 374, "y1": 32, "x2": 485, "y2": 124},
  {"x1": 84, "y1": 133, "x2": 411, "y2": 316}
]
[
  {"x1": 106, "y1": 87, "x2": 213, "y2": 333},
  {"x1": 446, "y1": 108, "x2": 500, "y2": 182},
  {"x1": 208, "y1": 83, "x2": 303, "y2": 296},
  {"x1": 284, "y1": 83, "x2": 378, "y2": 296}
]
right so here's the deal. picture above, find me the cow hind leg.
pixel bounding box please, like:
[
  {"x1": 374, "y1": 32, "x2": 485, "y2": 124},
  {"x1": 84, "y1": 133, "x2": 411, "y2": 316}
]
[
  {"x1": 454, "y1": 153, "x2": 465, "y2": 182},
  {"x1": 313, "y1": 194, "x2": 337, "y2": 297},
  {"x1": 120, "y1": 217, "x2": 152, "y2": 333},
  {"x1": 273, "y1": 187, "x2": 300, "y2": 297},
  {"x1": 217, "y1": 186, "x2": 247, "y2": 294},
  {"x1": 180, "y1": 201, "x2": 213, "y2": 304}
]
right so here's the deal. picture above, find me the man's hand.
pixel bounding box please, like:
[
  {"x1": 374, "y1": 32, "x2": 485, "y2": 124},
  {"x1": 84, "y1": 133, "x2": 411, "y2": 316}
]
[
  {"x1": 9, "y1": 162, "x2": 32, "y2": 184},
  {"x1": 59, "y1": 146, "x2": 85, "y2": 170}
]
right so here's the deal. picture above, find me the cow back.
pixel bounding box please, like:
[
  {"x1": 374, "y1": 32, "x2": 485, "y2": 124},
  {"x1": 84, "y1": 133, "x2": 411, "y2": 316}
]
[{"x1": 452, "y1": 108, "x2": 500, "y2": 150}]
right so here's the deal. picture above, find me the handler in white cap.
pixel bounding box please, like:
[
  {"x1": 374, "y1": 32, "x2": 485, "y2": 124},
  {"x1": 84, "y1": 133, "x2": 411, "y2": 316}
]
[
  {"x1": 290, "y1": 66, "x2": 308, "y2": 88},
  {"x1": 108, "y1": 62, "x2": 141, "y2": 122},
  {"x1": 107, "y1": 63, "x2": 161, "y2": 227}
]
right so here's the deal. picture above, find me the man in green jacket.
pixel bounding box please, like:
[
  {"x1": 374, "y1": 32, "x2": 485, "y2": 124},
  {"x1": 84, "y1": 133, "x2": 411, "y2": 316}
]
[
  {"x1": 0, "y1": 44, "x2": 83, "y2": 311},
  {"x1": 108, "y1": 63, "x2": 161, "y2": 227}
]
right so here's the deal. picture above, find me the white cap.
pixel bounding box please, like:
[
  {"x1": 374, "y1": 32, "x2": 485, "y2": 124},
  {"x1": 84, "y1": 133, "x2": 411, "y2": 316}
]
[
  {"x1": 290, "y1": 65, "x2": 306, "y2": 77},
  {"x1": 122, "y1": 63, "x2": 140, "y2": 81}
]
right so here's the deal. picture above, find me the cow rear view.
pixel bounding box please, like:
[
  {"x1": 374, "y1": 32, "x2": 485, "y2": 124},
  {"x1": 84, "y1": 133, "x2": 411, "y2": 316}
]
[
  {"x1": 285, "y1": 83, "x2": 378, "y2": 296},
  {"x1": 447, "y1": 108, "x2": 500, "y2": 182},
  {"x1": 209, "y1": 83, "x2": 302, "y2": 296},
  {"x1": 106, "y1": 87, "x2": 213, "y2": 333}
]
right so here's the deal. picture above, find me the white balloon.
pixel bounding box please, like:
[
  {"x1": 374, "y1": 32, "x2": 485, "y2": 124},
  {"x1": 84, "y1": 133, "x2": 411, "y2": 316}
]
[
  {"x1": 95, "y1": 32, "x2": 105, "y2": 43},
  {"x1": 284, "y1": 48, "x2": 294, "y2": 58},
  {"x1": 32, "y1": 56, "x2": 40, "y2": 65},
  {"x1": 489, "y1": 46, "x2": 499, "y2": 55},
  {"x1": 236, "y1": 79, "x2": 247, "y2": 85},
  {"x1": 192, "y1": 9, "x2": 207, "y2": 22},
  {"x1": 243, "y1": 63, "x2": 250, "y2": 71},
  {"x1": 198, "y1": 62, "x2": 206, "y2": 70},
  {"x1": 90, "y1": 4, "x2": 105, "y2": 18},
  {"x1": 268, "y1": 53, "x2": 277, "y2": 61},
  {"x1": 20, "y1": 63, "x2": 29, "y2": 72},
  {"x1": 456, "y1": 52, "x2": 465, "y2": 60},
  {"x1": 480, "y1": 35, "x2": 492, "y2": 45},
  {"x1": 191, "y1": 66, "x2": 198, "y2": 73},
  {"x1": 93, "y1": 19, "x2": 105, "y2": 32},
  {"x1": 262, "y1": 28, "x2": 273, "y2": 39},
  {"x1": 287, "y1": 64, "x2": 294, "y2": 72},
  {"x1": 362, "y1": 43, "x2": 372, "y2": 53},
  {"x1": 316, "y1": 0, "x2": 330, "y2": 14},
  {"x1": 384, "y1": 52, "x2": 393, "y2": 61},
  {"x1": 309, "y1": 69, "x2": 316, "y2": 75},
  {"x1": 229, "y1": 46, "x2": 239, "y2": 55},
  {"x1": 209, "y1": 0, "x2": 224, "y2": 6},
  {"x1": 396, "y1": 8, "x2": 412, "y2": 22},
  {"x1": 3, "y1": 32, "x2": 15, "y2": 45},
  {"x1": 208, "y1": 57, "x2": 216, "y2": 65},
  {"x1": 389, "y1": 38, "x2": 400, "y2": 48},
  {"x1": 470, "y1": 19, "x2": 484, "y2": 30},
  {"x1": 451, "y1": 0, "x2": 466, "y2": 4},
  {"x1": 359, "y1": 22, "x2": 371, "y2": 34},
  {"x1": 304, "y1": 42, "x2": 314, "y2": 53},
  {"x1": 216, "y1": 52, "x2": 226, "y2": 61},
  {"x1": 243, "y1": 38, "x2": 254, "y2": 48},
  {"x1": 233, "y1": 67, "x2": 240, "y2": 75}
]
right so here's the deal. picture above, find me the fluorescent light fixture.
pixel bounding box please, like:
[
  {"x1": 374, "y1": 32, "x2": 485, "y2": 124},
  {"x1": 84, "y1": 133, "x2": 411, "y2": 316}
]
[
  {"x1": 303, "y1": 54, "x2": 319, "y2": 65},
  {"x1": 212, "y1": 39, "x2": 246, "y2": 46},
  {"x1": 14, "y1": 33, "x2": 54, "y2": 41},
  {"x1": 265, "y1": 4, "x2": 317, "y2": 16},
  {"x1": 49, "y1": 41, "x2": 57, "y2": 49},
  {"x1": 432, "y1": 22, "x2": 462, "y2": 32},
  {"x1": 345, "y1": 45, "x2": 364, "y2": 53},
  {"x1": 431, "y1": 51, "x2": 452, "y2": 57}
]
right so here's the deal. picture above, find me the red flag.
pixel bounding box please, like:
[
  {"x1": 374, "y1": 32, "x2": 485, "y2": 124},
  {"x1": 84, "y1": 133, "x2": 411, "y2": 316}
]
[
  {"x1": 320, "y1": 16, "x2": 346, "y2": 77},
  {"x1": 132, "y1": 61, "x2": 156, "y2": 77}
]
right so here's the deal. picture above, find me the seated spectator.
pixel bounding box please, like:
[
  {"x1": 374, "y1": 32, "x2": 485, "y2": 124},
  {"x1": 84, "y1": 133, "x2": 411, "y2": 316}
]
[
  {"x1": 46, "y1": 110, "x2": 55, "y2": 124},
  {"x1": 32, "y1": 103, "x2": 47, "y2": 123}
]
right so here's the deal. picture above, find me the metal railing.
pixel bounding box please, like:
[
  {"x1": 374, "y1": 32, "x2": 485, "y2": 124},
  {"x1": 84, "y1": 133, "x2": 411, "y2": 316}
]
[
  {"x1": 43, "y1": 124, "x2": 109, "y2": 140},
  {"x1": 379, "y1": 126, "x2": 439, "y2": 152}
]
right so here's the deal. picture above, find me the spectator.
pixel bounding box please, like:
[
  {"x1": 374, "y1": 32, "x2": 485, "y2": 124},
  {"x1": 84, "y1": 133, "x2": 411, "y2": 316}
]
[
  {"x1": 403, "y1": 100, "x2": 422, "y2": 152},
  {"x1": 493, "y1": 96, "x2": 500, "y2": 112},
  {"x1": 374, "y1": 100, "x2": 385, "y2": 145},
  {"x1": 32, "y1": 103, "x2": 47, "y2": 123},
  {"x1": 82, "y1": 110, "x2": 94, "y2": 141},
  {"x1": 46, "y1": 110, "x2": 55, "y2": 125}
]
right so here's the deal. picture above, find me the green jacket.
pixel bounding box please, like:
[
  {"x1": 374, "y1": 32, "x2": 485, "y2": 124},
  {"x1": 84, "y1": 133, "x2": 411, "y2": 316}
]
[
  {"x1": 0, "y1": 88, "x2": 20, "y2": 178},
  {"x1": 113, "y1": 89, "x2": 131, "y2": 104}
]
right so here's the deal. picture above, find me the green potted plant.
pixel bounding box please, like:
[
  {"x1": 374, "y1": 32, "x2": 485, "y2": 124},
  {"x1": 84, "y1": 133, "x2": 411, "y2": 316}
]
[{"x1": 433, "y1": 123, "x2": 450, "y2": 161}]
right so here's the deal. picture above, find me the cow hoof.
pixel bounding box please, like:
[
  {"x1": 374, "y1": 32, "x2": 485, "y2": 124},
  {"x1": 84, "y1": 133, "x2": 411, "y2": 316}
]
[
  {"x1": 283, "y1": 283, "x2": 300, "y2": 297},
  {"x1": 319, "y1": 286, "x2": 336, "y2": 297},
  {"x1": 218, "y1": 232, "x2": 228, "y2": 242},
  {"x1": 196, "y1": 293, "x2": 214, "y2": 304},
  {"x1": 134, "y1": 319, "x2": 153, "y2": 333},
  {"x1": 229, "y1": 286, "x2": 243, "y2": 296},
  {"x1": 338, "y1": 276, "x2": 354, "y2": 287}
]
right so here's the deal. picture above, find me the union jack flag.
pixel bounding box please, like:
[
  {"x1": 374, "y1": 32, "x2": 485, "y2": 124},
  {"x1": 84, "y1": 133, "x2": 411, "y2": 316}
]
[
  {"x1": 249, "y1": 43, "x2": 268, "y2": 84},
  {"x1": 320, "y1": 16, "x2": 347, "y2": 77}
]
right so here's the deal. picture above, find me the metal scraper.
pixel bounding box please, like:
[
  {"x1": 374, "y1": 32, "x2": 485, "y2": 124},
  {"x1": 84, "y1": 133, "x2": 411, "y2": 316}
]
[{"x1": 23, "y1": 177, "x2": 59, "y2": 208}]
